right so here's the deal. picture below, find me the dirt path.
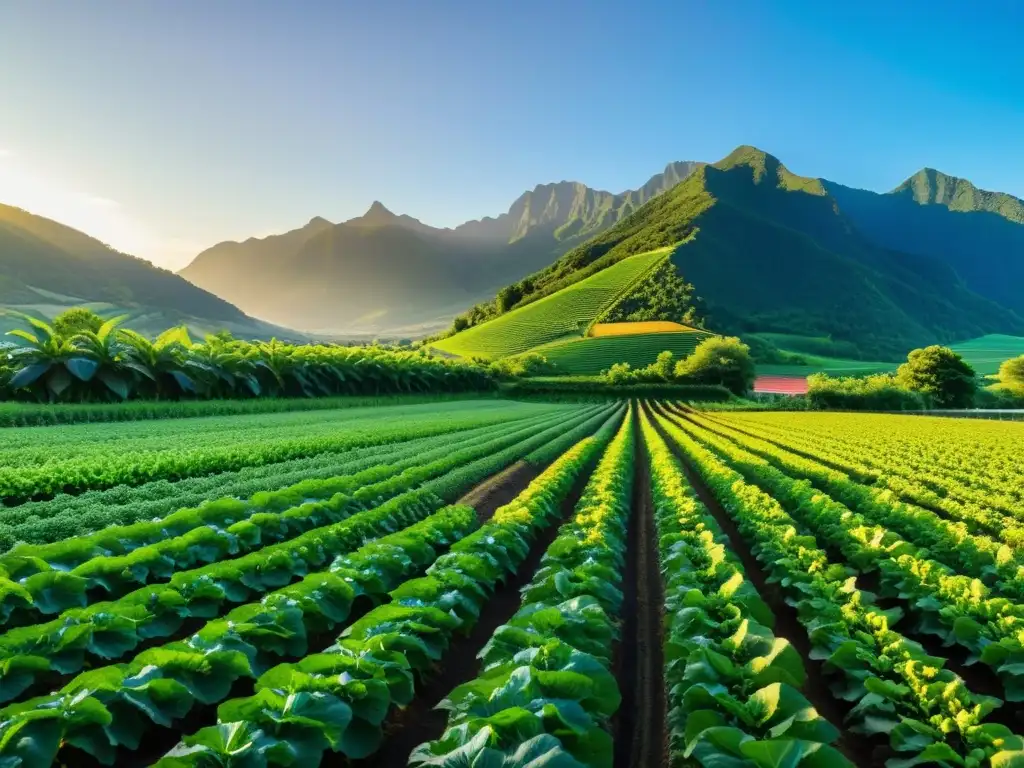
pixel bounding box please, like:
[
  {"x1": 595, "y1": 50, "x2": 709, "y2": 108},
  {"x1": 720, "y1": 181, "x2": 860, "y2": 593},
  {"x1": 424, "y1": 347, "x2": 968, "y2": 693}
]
[
  {"x1": 351, "y1": 458, "x2": 597, "y2": 767},
  {"x1": 614, "y1": 408, "x2": 668, "y2": 768},
  {"x1": 646, "y1": 404, "x2": 876, "y2": 767},
  {"x1": 457, "y1": 460, "x2": 539, "y2": 521}
]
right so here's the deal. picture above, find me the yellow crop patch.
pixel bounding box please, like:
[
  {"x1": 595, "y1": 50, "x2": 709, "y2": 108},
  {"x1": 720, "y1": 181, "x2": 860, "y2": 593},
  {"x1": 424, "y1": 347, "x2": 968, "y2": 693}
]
[{"x1": 589, "y1": 321, "x2": 702, "y2": 337}]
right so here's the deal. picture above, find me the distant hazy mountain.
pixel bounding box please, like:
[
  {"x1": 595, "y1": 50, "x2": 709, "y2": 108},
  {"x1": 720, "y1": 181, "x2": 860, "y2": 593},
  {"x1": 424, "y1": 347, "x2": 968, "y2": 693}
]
[
  {"x1": 466, "y1": 146, "x2": 1024, "y2": 360},
  {"x1": 179, "y1": 162, "x2": 704, "y2": 334},
  {"x1": 0, "y1": 203, "x2": 287, "y2": 338}
]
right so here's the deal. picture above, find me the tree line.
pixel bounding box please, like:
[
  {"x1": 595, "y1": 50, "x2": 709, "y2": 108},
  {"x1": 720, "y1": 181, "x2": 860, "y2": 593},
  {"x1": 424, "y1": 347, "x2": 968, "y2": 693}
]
[{"x1": 0, "y1": 309, "x2": 494, "y2": 403}]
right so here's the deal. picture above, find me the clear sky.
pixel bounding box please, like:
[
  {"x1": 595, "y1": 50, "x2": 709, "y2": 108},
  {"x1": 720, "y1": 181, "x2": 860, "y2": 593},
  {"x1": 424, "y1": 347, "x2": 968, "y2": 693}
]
[{"x1": 1, "y1": 0, "x2": 1022, "y2": 270}]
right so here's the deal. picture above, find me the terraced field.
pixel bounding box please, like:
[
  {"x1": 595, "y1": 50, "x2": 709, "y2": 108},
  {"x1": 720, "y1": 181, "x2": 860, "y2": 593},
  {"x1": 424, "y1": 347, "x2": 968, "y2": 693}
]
[
  {"x1": 1, "y1": 398, "x2": 1022, "y2": 767},
  {"x1": 430, "y1": 247, "x2": 672, "y2": 359},
  {"x1": 533, "y1": 328, "x2": 713, "y2": 375}
]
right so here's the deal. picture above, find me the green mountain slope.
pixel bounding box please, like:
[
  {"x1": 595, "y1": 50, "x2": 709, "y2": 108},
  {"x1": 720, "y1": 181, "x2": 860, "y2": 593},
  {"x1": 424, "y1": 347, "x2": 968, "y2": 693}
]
[
  {"x1": 0, "y1": 203, "x2": 286, "y2": 338},
  {"x1": 180, "y1": 163, "x2": 704, "y2": 335},
  {"x1": 824, "y1": 171, "x2": 1024, "y2": 316},
  {"x1": 458, "y1": 146, "x2": 1024, "y2": 360},
  {"x1": 896, "y1": 169, "x2": 1024, "y2": 222},
  {"x1": 431, "y1": 248, "x2": 671, "y2": 358}
]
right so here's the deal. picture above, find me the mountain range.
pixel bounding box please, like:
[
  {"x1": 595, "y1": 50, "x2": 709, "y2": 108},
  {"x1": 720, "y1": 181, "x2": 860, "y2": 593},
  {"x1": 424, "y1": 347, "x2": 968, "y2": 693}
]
[
  {"x1": 178, "y1": 162, "x2": 706, "y2": 335},
  {"x1": 0, "y1": 203, "x2": 290, "y2": 338},
  {"x1": 2, "y1": 148, "x2": 1023, "y2": 358},
  {"x1": 480, "y1": 146, "x2": 1024, "y2": 360}
]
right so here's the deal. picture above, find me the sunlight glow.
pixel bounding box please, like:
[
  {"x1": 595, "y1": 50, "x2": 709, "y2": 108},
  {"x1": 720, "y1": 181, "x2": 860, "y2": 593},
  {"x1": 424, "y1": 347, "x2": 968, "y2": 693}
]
[{"x1": 0, "y1": 152, "x2": 197, "y2": 270}]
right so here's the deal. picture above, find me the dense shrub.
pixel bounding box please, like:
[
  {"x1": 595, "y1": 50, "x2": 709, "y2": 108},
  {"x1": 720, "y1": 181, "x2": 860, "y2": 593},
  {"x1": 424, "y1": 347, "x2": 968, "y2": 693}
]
[
  {"x1": 975, "y1": 385, "x2": 1024, "y2": 409},
  {"x1": 998, "y1": 355, "x2": 1024, "y2": 394},
  {"x1": 674, "y1": 336, "x2": 756, "y2": 395},
  {"x1": 806, "y1": 373, "x2": 929, "y2": 411},
  {"x1": 0, "y1": 311, "x2": 496, "y2": 403},
  {"x1": 500, "y1": 378, "x2": 732, "y2": 402},
  {"x1": 895, "y1": 345, "x2": 977, "y2": 408},
  {"x1": 489, "y1": 352, "x2": 555, "y2": 379}
]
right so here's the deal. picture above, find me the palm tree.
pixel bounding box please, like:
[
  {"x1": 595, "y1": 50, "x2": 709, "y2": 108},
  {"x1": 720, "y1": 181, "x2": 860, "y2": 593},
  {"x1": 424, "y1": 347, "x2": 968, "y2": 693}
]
[
  {"x1": 253, "y1": 338, "x2": 298, "y2": 396},
  {"x1": 186, "y1": 336, "x2": 261, "y2": 397},
  {"x1": 118, "y1": 326, "x2": 195, "y2": 398},
  {"x1": 73, "y1": 315, "x2": 132, "y2": 399},
  {"x1": 0, "y1": 312, "x2": 99, "y2": 400}
]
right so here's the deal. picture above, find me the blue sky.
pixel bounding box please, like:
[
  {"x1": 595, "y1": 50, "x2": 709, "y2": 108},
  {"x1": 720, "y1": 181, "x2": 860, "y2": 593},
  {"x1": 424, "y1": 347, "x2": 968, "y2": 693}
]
[{"x1": 1, "y1": 0, "x2": 1022, "y2": 269}]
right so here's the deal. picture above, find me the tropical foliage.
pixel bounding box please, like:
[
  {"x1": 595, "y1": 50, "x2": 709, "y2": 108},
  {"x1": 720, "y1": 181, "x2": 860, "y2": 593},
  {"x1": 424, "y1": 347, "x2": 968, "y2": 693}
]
[{"x1": 0, "y1": 310, "x2": 494, "y2": 403}]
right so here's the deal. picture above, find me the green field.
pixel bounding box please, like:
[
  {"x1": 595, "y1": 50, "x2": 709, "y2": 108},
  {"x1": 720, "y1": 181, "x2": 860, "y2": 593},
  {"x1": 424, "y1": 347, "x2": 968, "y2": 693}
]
[
  {"x1": 949, "y1": 334, "x2": 1024, "y2": 375},
  {"x1": 756, "y1": 333, "x2": 1024, "y2": 378},
  {"x1": 755, "y1": 357, "x2": 898, "y2": 377},
  {"x1": 530, "y1": 329, "x2": 713, "y2": 375},
  {"x1": 0, "y1": 400, "x2": 1022, "y2": 766},
  {"x1": 430, "y1": 247, "x2": 671, "y2": 359}
]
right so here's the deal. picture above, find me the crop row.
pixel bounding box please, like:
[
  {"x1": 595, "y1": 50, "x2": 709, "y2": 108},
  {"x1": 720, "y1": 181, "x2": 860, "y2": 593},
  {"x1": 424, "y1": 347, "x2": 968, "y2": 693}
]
[
  {"x1": 714, "y1": 412, "x2": 1024, "y2": 516},
  {"x1": 410, "y1": 403, "x2": 636, "y2": 766},
  {"x1": 0, "y1": 392, "x2": 491, "y2": 428},
  {"x1": 0, "y1": 399, "x2": 568, "y2": 501},
  {"x1": 0, "y1": 404, "x2": 618, "y2": 701},
  {"x1": 651, "y1": 406, "x2": 1024, "y2": 767},
  {"x1": 704, "y1": 411, "x2": 1020, "y2": 545},
  {"x1": 153, "y1": 404, "x2": 627, "y2": 765},
  {"x1": 0, "y1": 408, "x2": 567, "y2": 548},
  {"x1": 0, "y1": 407, "x2": 569, "y2": 553},
  {"x1": 639, "y1": 409, "x2": 851, "y2": 767},
  {"x1": 0, "y1": 406, "x2": 626, "y2": 766},
  {"x1": 679, "y1": 409, "x2": 1024, "y2": 597},
  {"x1": 664, "y1": 409, "x2": 1024, "y2": 703},
  {"x1": 0, "y1": 406, "x2": 578, "y2": 608}
]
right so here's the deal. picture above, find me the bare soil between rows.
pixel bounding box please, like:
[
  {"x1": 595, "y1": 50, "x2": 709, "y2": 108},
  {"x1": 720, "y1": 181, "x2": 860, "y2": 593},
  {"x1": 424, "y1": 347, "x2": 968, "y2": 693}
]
[
  {"x1": 347, "y1": 455, "x2": 598, "y2": 767},
  {"x1": 457, "y1": 460, "x2": 539, "y2": 521},
  {"x1": 61, "y1": 456, "x2": 550, "y2": 768},
  {"x1": 613, "y1": 407, "x2": 668, "y2": 768}
]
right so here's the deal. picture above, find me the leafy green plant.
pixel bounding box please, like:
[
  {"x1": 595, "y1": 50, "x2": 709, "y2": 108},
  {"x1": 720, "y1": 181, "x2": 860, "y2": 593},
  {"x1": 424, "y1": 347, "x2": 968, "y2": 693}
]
[{"x1": 0, "y1": 312, "x2": 101, "y2": 400}]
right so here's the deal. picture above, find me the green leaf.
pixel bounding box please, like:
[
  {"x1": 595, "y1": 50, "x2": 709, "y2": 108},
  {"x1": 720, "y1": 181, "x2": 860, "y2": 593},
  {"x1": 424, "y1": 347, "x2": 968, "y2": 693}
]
[
  {"x1": 98, "y1": 370, "x2": 130, "y2": 400},
  {"x1": 739, "y1": 739, "x2": 808, "y2": 768},
  {"x1": 65, "y1": 357, "x2": 99, "y2": 382},
  {"x1": 864, "y1": 677, "x2": 910, "y2": 701},
  {"x1": 684, "y1": 725, "x2": 752, "y2": 759},
  {"x1": 887, "y1": 743, "x2": 966, "y2": 768},
  {"x1": 991, "y1": 751, "x2": 1024, "y2": 768}
]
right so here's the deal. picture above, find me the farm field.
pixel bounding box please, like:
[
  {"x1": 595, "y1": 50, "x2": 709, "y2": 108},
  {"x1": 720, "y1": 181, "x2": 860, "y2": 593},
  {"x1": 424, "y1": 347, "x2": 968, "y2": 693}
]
[
  {"x1": 950, "y1": 334, "x2": 1024, "y2": 376},
  {"x1": 0, "y1": 399, "x2": 1022, "y2": 767},
  {"x1": 752, "y1": 333, "x2": 1024, "y2": 378},
  {"x1": 430, "y1": 247, "x2": 672, "y2": 359},
  {"x1": 589, "y1": 320, "x2": 701, "y2": 336},
  {"x1": 531, "y1": 327, "x2": 713, "y2": 375}
]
